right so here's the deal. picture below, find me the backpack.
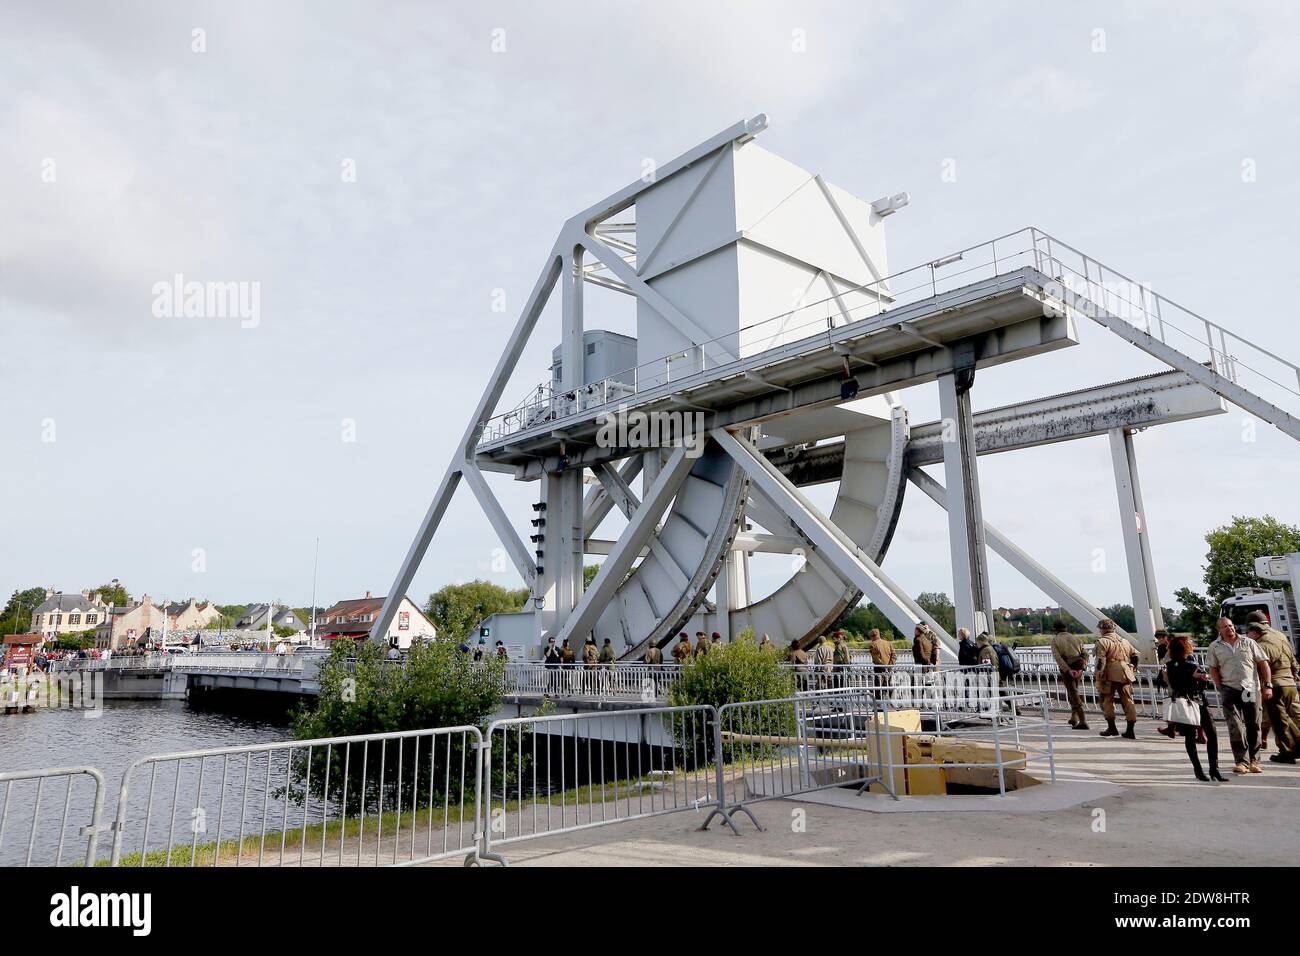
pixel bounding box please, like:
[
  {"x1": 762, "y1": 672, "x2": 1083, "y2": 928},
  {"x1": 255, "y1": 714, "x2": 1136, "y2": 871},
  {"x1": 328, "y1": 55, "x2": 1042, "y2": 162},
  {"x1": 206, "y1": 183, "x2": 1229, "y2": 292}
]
[{"x1": 993, "y1": 642, "x2": 1020, "y2": 680}]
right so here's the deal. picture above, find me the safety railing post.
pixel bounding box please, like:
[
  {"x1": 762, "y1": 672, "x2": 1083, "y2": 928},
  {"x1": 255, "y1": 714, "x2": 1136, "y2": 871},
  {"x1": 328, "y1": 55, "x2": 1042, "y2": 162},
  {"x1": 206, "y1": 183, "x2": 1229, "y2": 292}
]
[{"x1": 993, "y1": 695, "x2": 1007, "y2": 796}]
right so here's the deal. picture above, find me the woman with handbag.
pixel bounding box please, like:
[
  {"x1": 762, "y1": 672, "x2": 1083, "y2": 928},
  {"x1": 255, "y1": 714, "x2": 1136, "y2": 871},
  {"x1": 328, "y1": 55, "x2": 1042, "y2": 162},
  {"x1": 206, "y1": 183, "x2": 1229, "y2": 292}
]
[{"x1": 1165, "y1": 634, "x2": 1225, "y2": 782}]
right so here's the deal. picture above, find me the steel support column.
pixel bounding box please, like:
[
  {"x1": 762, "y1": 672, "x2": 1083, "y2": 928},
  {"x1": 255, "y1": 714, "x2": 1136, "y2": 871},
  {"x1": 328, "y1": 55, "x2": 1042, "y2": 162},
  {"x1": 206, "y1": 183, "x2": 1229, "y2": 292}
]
[
  {"x1": 1109, "y1": 427, "x2": 1161, "y2": 658},
  {"x1": 908, "y1": 468, "x2": 1135, "y2": 643},
  {"x1": 937, "y1": 368, "x2": 994, "y2": 637}
]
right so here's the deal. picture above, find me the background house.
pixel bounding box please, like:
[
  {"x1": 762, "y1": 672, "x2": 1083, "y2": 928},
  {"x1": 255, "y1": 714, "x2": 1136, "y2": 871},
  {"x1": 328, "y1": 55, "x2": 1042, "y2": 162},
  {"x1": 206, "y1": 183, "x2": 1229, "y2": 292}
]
[
  {"x1": 236, "y1": 603, "x2": 305, "y2": 635},
  {"x1": 164, "y1": 599, "x2": 221, "y2": 631},
  {"x1": 317, "y1": 592, "x2": 436, "y2": 649},
  {"x1": 95, "y1": 596, "x2": 167, "y2": 650},
  {"x1": 31, "y1": 590, "x2": 108, "y2": 637}
]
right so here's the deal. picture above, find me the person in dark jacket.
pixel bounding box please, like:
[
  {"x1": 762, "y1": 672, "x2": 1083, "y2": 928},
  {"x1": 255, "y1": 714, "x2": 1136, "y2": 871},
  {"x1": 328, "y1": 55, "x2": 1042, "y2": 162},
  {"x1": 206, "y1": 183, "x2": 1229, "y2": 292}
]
[
  {"x1": 956, "y1": 627, "x2": 980, "y2": 666},
  {"x1": 1166, "y1": 634, "x2": 1225, "y2": 782},
  {"x1": 542, "y1": 636, "x2": 562, "y2": 693}
]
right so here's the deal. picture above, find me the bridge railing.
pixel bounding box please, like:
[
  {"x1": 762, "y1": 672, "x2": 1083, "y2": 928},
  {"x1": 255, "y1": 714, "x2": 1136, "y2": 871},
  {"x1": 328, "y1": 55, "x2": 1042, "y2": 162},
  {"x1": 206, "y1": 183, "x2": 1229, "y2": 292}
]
[
  {"x1": 171, "y1": 653, "x2": 311, "y2": 674},
  {"x1": 498, "y1": 659, "x2": 1180, "y2": 721}
]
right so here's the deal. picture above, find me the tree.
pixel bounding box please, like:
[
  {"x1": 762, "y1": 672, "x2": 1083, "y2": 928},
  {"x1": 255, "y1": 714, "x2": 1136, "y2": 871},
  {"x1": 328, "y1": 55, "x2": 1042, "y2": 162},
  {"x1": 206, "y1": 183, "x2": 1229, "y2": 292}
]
[
  {"x1": 89, "y1": 581, "x2": 129, "y2": 607},
  {"x1": 915, "y1": 592, "x2": 955, "y2": 636},
  {"x1": 1173, "y1": 516, "x2": 1300, "y2": 641},
  {"x1": 583, "y1": 564, "x2": 600, "y2": 589},
  {"x1": 839, "y1": 604, "x2": 902, "y2": 642},
  {"x1": 1099, "y1": 604, "x2": 1137, "y2": 634},
  {"x1": 1174, "y1": 587, "x2": 1218, "y2": 643},
  {"x1": 1199, "y1": 516, "x2": 1300, "y2": 604},
  {"x1": 1, "y1": 587, "x2": 47, "y2": 635},
  {"x1": 425, "y1": 580, "x2": 530, "y2": 642}
]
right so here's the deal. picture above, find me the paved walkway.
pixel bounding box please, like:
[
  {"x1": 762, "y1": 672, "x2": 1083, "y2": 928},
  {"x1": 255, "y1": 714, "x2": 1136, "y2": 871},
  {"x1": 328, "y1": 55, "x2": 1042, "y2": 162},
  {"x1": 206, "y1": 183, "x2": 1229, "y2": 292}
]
[{"x1": 445, "y1": 721, "x2": 1300, "y2": 867}]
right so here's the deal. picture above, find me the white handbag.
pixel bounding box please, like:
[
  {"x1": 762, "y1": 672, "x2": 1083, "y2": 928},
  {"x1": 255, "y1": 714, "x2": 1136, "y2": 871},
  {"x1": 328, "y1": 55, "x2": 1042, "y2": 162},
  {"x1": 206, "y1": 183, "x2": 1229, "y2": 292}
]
[{"x1": 1162, "y1": 697, "x2": 1200, "y2": 725}]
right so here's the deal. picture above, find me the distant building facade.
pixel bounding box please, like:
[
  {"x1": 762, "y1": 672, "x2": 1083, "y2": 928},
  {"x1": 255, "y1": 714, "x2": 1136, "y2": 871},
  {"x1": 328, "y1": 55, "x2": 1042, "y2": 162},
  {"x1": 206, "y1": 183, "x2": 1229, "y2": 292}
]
[
  {"x1": 164, "y1": 599, "x2": 221, "y2": 631},
  {"x1": 95, "y1": 596, "x2": 167, "y2": 650},
  {"x1": 317, "y1": 592, "x2": 436, "y2": 649},
  {"x1": 32, "y1": 590, "x2": 109, "y2": 637}
]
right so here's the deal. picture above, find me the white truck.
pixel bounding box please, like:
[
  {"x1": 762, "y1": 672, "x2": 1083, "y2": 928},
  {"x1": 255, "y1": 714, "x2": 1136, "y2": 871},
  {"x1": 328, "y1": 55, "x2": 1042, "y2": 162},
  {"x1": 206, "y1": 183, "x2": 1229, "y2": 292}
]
[{"x1": 1220, "y1": 553, "x2": 1300, "y2": 649}]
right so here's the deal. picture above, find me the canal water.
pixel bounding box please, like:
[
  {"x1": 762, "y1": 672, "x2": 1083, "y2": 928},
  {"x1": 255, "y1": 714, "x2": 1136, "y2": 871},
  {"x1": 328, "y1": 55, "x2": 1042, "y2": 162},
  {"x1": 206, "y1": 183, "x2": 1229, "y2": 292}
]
[{"x1": 0, "y1": 699, "x2": 293, "y2": 865}]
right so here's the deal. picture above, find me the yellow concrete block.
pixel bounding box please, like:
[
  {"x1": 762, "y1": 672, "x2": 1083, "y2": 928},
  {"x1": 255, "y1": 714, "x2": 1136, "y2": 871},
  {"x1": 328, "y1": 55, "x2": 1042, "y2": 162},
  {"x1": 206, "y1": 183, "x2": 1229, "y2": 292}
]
[
  {"x1": 865, "y1": 710, "x2": 920, "y2": 795},
  {"x1": 903, "y1": 734, "x2": 947, "y2": 795}
]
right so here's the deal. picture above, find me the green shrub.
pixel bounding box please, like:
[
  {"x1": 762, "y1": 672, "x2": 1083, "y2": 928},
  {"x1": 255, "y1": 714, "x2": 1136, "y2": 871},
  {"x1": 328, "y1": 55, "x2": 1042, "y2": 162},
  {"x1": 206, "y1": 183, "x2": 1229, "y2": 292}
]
[
  {"x1": 667, "y1": 631, "x2": 796, "y2": 763},
  {"x1": 288, "y1": 639, "x2": 511, "y2": 812}
]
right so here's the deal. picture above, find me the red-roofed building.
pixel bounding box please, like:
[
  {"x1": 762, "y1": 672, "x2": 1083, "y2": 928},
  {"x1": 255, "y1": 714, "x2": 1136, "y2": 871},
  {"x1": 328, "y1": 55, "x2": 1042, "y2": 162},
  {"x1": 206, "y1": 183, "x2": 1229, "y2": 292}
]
[{"x1": 316, "y1": 592, "x2": 437, "y2": 649}]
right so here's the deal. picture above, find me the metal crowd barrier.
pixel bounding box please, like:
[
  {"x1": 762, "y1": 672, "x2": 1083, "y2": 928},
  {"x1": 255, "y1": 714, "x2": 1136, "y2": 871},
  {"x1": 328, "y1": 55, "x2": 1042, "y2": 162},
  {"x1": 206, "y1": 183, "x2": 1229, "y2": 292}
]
[
  {"x1": 7, "y1": 688, "x2": 1066, "y2": 867},
  {"x1": 0, "y1": 766, "x2": 106, "y2": 867},
  {"x1": 108, "y1": 725, "x2": 485, "y2": 867},
  {"x1": 712, "y1": 688, "x2": 891, "y2": 827},
  {"x1": 480, "y1": 704, "x2": 727, "y2": 865}
]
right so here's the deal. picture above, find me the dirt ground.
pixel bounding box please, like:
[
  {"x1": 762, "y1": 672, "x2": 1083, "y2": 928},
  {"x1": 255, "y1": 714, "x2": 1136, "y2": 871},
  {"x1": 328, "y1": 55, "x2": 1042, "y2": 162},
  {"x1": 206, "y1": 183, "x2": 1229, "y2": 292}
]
[{"x1": 436, "y1": 721, "x2": 1300, "y2": 867}]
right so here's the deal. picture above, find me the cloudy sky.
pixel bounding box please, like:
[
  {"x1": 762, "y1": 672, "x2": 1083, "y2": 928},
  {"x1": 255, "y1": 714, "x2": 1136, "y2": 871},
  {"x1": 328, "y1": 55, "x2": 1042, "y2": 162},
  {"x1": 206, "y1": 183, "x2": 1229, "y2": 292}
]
[{"x1": 2, "y1": 1, "x2": 1298, "y2": 617}]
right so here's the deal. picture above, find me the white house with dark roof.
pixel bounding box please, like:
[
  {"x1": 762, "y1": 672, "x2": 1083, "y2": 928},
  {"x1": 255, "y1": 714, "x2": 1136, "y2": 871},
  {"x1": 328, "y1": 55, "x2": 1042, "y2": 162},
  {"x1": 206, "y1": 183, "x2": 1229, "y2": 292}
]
[
  {"x1": 317, "y1": 592, "x2": 436, "y2": 649},
  {"x1": 32, "y1": 590, "x2": 108, "y2": 637}
]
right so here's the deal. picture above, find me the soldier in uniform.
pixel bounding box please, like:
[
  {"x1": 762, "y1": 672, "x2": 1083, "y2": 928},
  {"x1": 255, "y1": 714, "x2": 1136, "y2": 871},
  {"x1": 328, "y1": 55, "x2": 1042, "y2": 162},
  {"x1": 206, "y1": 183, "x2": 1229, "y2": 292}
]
[
  {"x1": 560, "y1": 638, "x2": 576, "y2": 691},
  {"x1": 644, "y1": 641, "x2": 664, "y2": 696},
  {"x1": 813, "y1": 633, "x2": 835, "y2": 689},
  {"x1": 1247, "y1": 619, "x2": 1300, "y2": 763},
  {"x1": 582, "y1": 636, "x2": 599, "y2": 694},
  {"x1": 912, "y1": 624, "x2": 939, "y2": 666},
  {"x1": 758, "y1": 634, "x2": 775, "y2": 652},
  {"x1": 694, "y1": 631, "x2": 711, "y2": 658},
  {"x1": 866, "y1": 628, "x2": 896, "y2": 666},
  {"x1": 1050, "y1": 618, "x2": 1089, "y2": 730},
  {"x1": 1093, "y1": 619, "x2": 1139, "y2": 739},
  {"x1": 672, "y1": 632, "x2": 692, "y2": 663}
]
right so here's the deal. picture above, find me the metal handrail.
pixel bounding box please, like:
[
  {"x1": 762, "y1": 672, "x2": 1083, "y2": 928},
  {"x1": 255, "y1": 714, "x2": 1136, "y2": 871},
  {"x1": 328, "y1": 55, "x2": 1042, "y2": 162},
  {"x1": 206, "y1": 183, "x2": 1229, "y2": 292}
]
[{"x1": 476, "y1": 224, "x2": 1300, "y2": 447}]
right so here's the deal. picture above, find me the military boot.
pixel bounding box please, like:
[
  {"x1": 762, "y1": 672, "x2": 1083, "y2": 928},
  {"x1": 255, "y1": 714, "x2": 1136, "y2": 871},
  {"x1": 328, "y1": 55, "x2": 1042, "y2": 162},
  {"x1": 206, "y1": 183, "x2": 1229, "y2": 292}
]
[
  {"x1": 1122, "y1": 721, "x2": 1137, "y2": 740},
  {"x1": 1099, "y1": 720, "x2": 1119, "y2": 737}
]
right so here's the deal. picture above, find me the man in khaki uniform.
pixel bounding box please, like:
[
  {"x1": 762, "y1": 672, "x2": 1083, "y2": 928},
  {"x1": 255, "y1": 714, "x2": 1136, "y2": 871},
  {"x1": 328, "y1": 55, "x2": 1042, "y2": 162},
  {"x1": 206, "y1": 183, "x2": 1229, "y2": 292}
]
[
  {"x1": 912, "y1": 624, "x2": 939, "y2": 666},
  {"x1": 1093, "y1": 620, "x2": 1138, "y2": 739},
  {"x1": 1248, "y1": 620, "x2": 1300, "y2": 763},
  {"x1": 694, "y1": 631, "x2": 710, "y2": 658},
  {"x1": 1050, "y1": 619, "x2": 1089, "y2": 731},
  {"x1": 866, "y1": 628, "x2": 896, "y2": 666},
  {"x1": 672, "y1": 633, "x2": 692, "y2": 663},
  {"x1": 813, "y1": 633, "x2": 835, "y2": 689}
]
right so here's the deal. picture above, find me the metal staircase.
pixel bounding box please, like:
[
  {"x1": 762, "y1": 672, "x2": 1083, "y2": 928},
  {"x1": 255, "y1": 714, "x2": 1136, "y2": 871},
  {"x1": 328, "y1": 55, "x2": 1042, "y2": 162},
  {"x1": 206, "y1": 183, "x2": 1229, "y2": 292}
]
[{"x1": 1029, "y1": 229, "x2": 1300, "y2": 442}]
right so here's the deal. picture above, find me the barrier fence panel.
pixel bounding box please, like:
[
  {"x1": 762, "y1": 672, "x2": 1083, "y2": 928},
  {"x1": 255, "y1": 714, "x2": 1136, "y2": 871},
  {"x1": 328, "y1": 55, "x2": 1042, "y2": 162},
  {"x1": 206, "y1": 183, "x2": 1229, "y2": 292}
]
[
  {"x1": 0, "y1": 766, "x2": 106, "y2": 867},
  {"x1": 481, "y1": 704, "x2": 726, "y2": 864},
  {"x1": 107, "y1": 726, "x2": 484, "y2": 867},
  {"x1": 712, "y1": 688, "x2": 891, "y2": 824}
]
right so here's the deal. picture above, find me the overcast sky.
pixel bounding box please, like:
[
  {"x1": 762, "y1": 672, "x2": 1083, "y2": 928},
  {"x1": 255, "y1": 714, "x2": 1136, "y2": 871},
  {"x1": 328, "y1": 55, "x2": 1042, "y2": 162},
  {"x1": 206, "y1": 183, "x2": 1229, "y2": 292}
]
[{"x1": 2, "y1": 1, "x2": 1298, "y2": 617}]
